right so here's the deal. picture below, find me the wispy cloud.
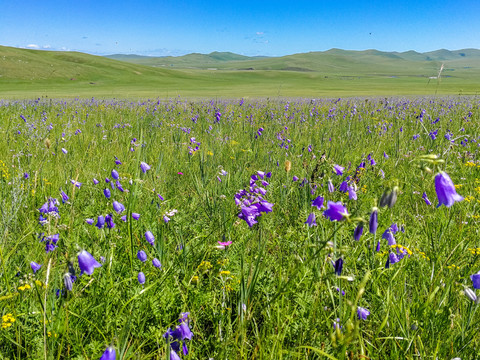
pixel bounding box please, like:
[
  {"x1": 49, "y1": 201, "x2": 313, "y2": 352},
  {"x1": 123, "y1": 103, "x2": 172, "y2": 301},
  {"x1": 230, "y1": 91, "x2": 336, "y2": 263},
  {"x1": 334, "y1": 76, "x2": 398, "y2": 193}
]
[
  {"x1": 42, "y1": 45, "x2": 51, "y2": 49},
  {"x1": 256, "y1": 32, "x2": 264, "y2": 36},
  {"x1": 26, "y1": 44, "x2": 40, "y2": 49}
]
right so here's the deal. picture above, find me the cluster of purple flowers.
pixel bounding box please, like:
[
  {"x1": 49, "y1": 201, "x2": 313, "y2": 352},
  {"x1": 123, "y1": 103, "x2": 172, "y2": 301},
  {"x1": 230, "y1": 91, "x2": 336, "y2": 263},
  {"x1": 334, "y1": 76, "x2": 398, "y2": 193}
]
[
  {"x1": 188, "y1": 137, "x2": 201, "y2": 155},
  {"x1": 235, "y1": 171, "x2": 273, "y2": 227},
  {"x1": 164, "y1": 312, "x2": 193, "y2": 359}
]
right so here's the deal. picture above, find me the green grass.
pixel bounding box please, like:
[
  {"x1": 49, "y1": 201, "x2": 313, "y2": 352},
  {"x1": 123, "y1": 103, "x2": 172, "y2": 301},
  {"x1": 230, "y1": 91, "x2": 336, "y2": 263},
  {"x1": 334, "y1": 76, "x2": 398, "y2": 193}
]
[
  {"x1": 1, "y1": 96, "x2": 480, "y2": 359},
  {"x1": 2, "y1": 45, "x2": 480, "y2": 98}
]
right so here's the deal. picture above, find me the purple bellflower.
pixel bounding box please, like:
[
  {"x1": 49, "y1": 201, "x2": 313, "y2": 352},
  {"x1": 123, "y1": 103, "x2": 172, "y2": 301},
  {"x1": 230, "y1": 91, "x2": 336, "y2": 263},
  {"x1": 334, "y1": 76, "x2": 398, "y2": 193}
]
[
  {"x1": 99, "y1": 346, "x2": 116, "y2": 360},
  {"x1": 357, "y1": 307, "x2": 370, "y2": 320},
  {"x1": 323, "y1": 201, "x2": 348, "y2": 221},
  {"x1": 111, "y1": 169, "x2": 119, "y2": 180},
  {"x1": 311, "y1": 196, "x2": 324, "y2": 210},
  {"x1": 435, "y1": 171, "x2": 463, "y2": 207},
  {"x1": 138, "y1": 272, "x2": 146, "y2": 285},
  {"x1": 112, "y1": 201, "x2": 125, "y2": 214},
  {"x1": 77, "y1": 250, "x2": 102, "y2": 276},
  {"x1": 333, "y1": 164, "x2": 344, "y2": 175},
  {"x1": 145, "y1": 231, "x2": 155, "y2": 246},
  {"x1": 140, "y1": 162, "x2": 151, "y2": 173},
  {"x1": 137, "y1": 250, "x2": 147, "y2": 262},
  {"x1": 30, "y1": 261, "x2": 42, "y2": 273},
  {"x1": 471, "y1": 272, "x2": 480, "y2": 289}
]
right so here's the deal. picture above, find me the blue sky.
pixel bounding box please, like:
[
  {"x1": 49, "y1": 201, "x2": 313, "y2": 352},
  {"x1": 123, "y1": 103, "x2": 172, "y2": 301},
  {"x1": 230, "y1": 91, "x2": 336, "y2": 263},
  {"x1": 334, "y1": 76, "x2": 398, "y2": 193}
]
[{"x1": 1, "y1": 0, "x2": 479, "y2": 57}]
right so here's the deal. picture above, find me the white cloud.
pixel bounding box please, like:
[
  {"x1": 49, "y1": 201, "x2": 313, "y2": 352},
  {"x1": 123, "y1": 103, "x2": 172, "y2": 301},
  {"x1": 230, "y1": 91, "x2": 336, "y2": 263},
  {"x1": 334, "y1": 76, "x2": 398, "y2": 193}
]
[
  {"x1": 256, "y1": 32, "x2": 264, "y2": 35},
  {"x1": 42, "y1": 45, "x2": 51, "y2": 49},
  {"x1": 26, "y1": 44, "x2": 40, "y2": 49}
]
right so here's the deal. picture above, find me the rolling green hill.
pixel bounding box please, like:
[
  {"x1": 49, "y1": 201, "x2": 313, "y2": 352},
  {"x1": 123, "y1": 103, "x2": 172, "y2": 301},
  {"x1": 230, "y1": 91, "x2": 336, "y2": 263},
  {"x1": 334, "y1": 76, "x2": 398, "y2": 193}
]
[{"x1": 1, "y1": 45, "x2": 480, "y2": 98}]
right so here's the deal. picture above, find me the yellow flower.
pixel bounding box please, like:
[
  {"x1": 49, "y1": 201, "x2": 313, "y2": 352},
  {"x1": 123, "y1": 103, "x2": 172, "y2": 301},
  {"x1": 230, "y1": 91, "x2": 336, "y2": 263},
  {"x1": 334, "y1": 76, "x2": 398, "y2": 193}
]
[
  {"x1": 2, "y1": 313, "x2": 15, "y2": 329},
  {"x1": 219, "y1": 270, "x2": 231, "y2": 276},
  {"x1": 207, "y1": 151, "x2": 213, "y2": 156}
]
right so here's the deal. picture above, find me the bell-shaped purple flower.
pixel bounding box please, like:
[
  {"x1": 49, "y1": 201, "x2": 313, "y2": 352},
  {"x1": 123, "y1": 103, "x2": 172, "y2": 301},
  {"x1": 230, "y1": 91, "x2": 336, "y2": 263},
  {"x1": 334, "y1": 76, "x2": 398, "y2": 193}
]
[
  {"x1": 140, "y1": 162, "x2": 151, "y2": 173},
  {"x1": 105, "y1": 214, "x2": 115, "y2": 229},
  {"x1": 312, "y1": 196, "x2": 324, "y2": 210},
  {"x1": 30, "y1": 261, "x2": 42, "y2": 273},
  {"x1": 93, "y1": 178, "x2": 99, "y2": 185},
  {"x1": 111, "y1": 169, "x2": 119, "y2": 180},
  {"x1": 86, "y1": 218, "x2": 94, "y2": 225},
  {"x1": 96, "y1": 215, "x2": 105, "y2": 229},
  {"x1": 382, "y1": 228, "x2": 396, "y2": 246},
  {"x1": 435, "y1": 171, "x2": 463, "y2": 207},
  {"x1": 389, "y1": 252, "x2": 399, "y2": 265},
  {"x1": 112, "y1": 201, "x2": 125, "y2": 214},
  {"x1": 77, "y1": 250, "x2": 102, "y2": 276},
  {"x1": 357, "y1": 307, "x2": 370, "y2": 320},
  {"x1": 103, "y1": 188, "x2": 111, "y2": 199},
  {"x1": 339, "y1": 181, "x2": 348, "y2": 192},
  {"x1": 145, "y1": 231, "x2": 155, "y2": 246},
  {"x1": 138, "y1": 271, "x2": 146, "y2": 284},
  {"x1": 333, "y1": 164, "x2": 344, "y2": 175},
  {"x1": 152, "y1": 258, "x2": 162, "y2": 269},
  {"x1": 137, "y1": 250, "x2": 147, "y2": 262},
  {"x1": 323, "y1": 201, "x2": 348, "y2": 221},
  {"x1": 99, "y1": 346, "x2": 116, "y2": 360},
  {"x1": 328, "y1": 180, "x2": 335, "y2": 193},
  {"x1": 305, "y1": 212, "x2": 317, "y2": 227},
  {"x1": 60, "y1": 190, "x2": 69, "y2": 203},
  {"x1": 132, "y1": 213, "x2": 140, "y2": 220},
  {"x1": 471, "y1": 272, "x2": 480, "y2": 289},
  {"x1": 347, "y1": 186, "x2": 357, "y2": 200},
  {"x1": 63, "y1": 273, "x2": 73, "y2": 291}
]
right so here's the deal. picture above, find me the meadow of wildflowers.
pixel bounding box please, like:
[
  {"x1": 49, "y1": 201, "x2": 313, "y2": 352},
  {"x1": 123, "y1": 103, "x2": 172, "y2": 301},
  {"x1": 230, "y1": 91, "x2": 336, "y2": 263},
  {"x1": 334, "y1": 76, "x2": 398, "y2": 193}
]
[{"x1": 0, "y1": 96, "x2": 479, "y2": 359}]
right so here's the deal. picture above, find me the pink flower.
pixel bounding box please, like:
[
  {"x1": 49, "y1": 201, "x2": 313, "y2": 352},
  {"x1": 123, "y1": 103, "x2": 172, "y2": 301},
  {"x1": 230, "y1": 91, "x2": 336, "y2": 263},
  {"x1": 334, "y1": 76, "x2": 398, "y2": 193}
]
[
  {"x1": 216, "y1": 240, "x2": 232, "y2": 249},
  {"x1": 178, "y1": 172, "x2": 183, "y2": 175}
]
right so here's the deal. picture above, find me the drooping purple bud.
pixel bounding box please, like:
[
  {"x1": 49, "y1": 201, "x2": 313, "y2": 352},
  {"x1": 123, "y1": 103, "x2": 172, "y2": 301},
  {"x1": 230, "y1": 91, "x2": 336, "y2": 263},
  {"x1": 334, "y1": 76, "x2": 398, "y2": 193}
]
[
  {"x1": 152, "y1": 258, "x2": 162, "y2": 269},
  {"x1": 112, "y1": 201, "x2": 125, "y2": 214},
  {"x1": 357, "y1": 307, "x2": 370, "y2": 320},
  {"x1": 353, "y1": 223, "x2": 363, "y2": 241},
  {"x1": 140, "y1": 162, "x2": 151, "y2": 173},
  {"x1": 30, "y1": 261, "x2": 42, "y2": 273},
  {"x1": 111, "y1": 169, "x2": 119, "y2": 180},
  {"x1": 138, "y1": 272, "x2": 146, "y2": 284},
  {"x1": 369, "y1": 208, "x2": 378, "y2": 234},
  {"x1": 305, "y1": 213, "x2": 317, "y2": 227},
  {"x1": 137, "y1": 250, "x2": 147, "y2": 262},
  {"x1": 334, "y1": 258, "x2": 343, "y2": 276},
  {"x1": 145, "y1": 231, "x2": 155, "y2": 246},
  {"x1": 103, "y1": 188, "x2": 111, "y2": 199}
]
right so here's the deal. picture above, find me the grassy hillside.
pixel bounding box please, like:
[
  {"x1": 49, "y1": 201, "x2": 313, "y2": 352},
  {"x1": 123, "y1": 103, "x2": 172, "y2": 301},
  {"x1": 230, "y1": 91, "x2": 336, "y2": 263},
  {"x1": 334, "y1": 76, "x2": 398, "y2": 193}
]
[{"x1": 1, "y1": 45, "x2": 480, "y2": 98}]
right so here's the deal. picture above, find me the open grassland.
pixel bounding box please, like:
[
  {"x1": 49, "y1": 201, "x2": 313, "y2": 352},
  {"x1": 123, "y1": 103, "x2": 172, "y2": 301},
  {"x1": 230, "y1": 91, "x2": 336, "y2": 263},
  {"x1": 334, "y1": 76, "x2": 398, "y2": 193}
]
[
  {"x1": 2, "y1": 46, "x2": 480, "y2": 98},
  {"x1": 1, "y1": 96, "x2": 480, "y2": 359}
]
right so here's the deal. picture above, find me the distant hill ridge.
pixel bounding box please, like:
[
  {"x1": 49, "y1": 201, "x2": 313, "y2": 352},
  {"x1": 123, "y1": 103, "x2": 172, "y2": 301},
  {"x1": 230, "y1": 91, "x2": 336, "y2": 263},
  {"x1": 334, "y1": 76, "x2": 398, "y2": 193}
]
[{"x1": 105, "y1": 48, "x2": 480, "y2": 70}]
